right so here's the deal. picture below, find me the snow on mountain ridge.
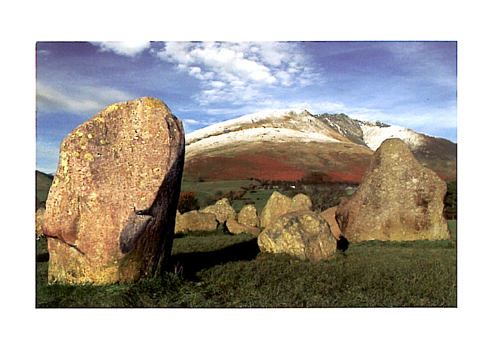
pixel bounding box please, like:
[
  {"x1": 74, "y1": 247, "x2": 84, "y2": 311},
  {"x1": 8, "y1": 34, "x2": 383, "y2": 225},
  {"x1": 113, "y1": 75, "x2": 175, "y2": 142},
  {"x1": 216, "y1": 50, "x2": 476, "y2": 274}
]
[
  {"x1": 186, "y1": 127, "x2": 342, "y2": 160},
  {"x1": 185, "y1": 108, "x2": 436, "y2": 154},
  {"x1": 186, "y1": 108, "x2": 345, "y2": 145},
  {"x1": 360, "y1": 123, "x2": 425, "y2": 151}
]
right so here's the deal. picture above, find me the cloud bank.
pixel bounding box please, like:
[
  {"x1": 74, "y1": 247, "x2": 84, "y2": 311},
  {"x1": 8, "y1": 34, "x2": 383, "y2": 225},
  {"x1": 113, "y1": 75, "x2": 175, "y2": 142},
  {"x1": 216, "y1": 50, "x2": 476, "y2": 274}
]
[
  {"x1": 90, "y1": 41, "x2": 152, "y2": 57},
  {"x1": 156, "y1": 42, "x2": 320, "y2": 105}
]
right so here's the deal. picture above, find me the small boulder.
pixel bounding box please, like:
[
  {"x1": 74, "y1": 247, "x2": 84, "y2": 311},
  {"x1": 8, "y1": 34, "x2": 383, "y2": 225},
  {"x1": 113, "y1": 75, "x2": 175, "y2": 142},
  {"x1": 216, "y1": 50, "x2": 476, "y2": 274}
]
[
  {"x1": 319, "y1": 206, "x2": 343, "y2": 240},
  {"x1": 260, "y1": 191, "x2": 292, "y2": 228},
  {"x1": 257, "y1": 210, "x2": 337, "y2": 262},
  {"x1": 175, "y1": 210, "x2": 218, "y2": 233},
  {"x1": 237, "y1": 204, "x2": 260, "y2": 227},
  {"x1": 289, "y1": 193, "x2": 313, "y2": 212},
  {"x1": 226, "y1": 218, "x2": 261, "y2": 236},
  {"x1": 335, "y1": 138, "x2": 450, "y2": 242},
  {"x1": 201, "y1": 198, "x2": 237, "y2": 224}
]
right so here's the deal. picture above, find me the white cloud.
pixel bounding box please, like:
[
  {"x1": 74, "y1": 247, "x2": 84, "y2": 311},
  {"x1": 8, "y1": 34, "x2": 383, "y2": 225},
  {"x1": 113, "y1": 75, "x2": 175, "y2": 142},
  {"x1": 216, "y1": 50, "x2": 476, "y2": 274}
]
[
  {"x1": 37, "y1": 82, "x2": 135, "y2": 116},
  {"x1": 91, "y1": 41, "x2": 151, "y2": 57},
  {"x1": 156, "y1": 41, "x2": 320, "y2": 105},
  {"x1": 183, "y1": 119, "x2": 201, "y2": 124}
]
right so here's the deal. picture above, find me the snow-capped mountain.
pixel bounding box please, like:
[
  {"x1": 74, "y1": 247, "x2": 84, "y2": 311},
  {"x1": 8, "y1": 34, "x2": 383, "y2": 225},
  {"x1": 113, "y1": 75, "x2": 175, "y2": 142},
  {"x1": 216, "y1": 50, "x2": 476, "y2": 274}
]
[{"x1": 183, "y1": 109, "x2": 456, "y2": 182}]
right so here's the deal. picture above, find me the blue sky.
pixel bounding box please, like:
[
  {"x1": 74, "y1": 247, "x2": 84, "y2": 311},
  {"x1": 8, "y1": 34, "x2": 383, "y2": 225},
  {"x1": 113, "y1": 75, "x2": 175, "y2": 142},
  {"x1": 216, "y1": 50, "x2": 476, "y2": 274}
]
[{"x1": 36, "y1": 41, "x2": 457, "y2": 173}]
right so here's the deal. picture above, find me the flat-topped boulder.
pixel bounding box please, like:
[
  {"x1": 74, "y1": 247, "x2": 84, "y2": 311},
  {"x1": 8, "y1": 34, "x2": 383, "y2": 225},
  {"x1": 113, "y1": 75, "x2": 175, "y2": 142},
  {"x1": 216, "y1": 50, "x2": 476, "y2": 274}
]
[
  {"x1": 41, "y1": 97, "x2": 185, "y2": 284},
  {"x1": 335, "y1": 138, "x2": 450, "y2": 242},
  {"x1": 175, "y1": 210, "x2": 218, "y2": 233},
  {"x1": 225, "y1": 218, "x2": 261, "y2": 236}
]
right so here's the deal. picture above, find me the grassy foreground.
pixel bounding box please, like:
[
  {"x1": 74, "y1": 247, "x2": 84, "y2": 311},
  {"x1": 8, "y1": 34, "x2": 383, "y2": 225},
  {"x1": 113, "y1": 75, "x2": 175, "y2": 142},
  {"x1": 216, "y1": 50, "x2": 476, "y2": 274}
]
[{"x1": 36, "y1": 221, "x2": 457, "y2": 308}]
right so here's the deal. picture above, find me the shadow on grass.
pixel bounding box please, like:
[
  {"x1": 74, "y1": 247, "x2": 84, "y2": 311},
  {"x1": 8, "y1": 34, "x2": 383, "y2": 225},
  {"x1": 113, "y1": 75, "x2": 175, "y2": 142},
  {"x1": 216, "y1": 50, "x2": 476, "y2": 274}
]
[{"x1": 170, "y1": 238, "x2": 260, "y2": 281}]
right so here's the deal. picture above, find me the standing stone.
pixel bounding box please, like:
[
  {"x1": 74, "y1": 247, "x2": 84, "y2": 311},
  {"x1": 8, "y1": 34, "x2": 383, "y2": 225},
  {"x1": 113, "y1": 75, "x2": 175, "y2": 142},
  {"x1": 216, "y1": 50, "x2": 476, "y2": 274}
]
[
  {"x1": 41, "y1": 97, "x2": 185, "y2": 284},
  {"x1": 259, "y1": 191, "x2": 292, "y2": 228},
  {"x1": 335, "y1": 138, "x2": 450, "y2": 242},
  {"x1": 257, "y1": 210, "x2": 337, "y2": 261},
  {"x1": 200, "y1": 198, "x2": 236, "y2": 224},
  {"x1": 237, "y1": 204, "x2": 260, "y2": 227}
]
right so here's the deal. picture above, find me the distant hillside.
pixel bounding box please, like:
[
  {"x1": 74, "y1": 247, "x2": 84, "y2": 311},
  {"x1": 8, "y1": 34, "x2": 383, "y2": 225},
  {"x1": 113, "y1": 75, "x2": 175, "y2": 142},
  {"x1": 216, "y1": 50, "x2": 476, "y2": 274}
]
[
  {"x1": 184, "y1": 109, "x2": 456, "y2": 182},
  {"x1": 36, "y1": 170, "x2": 53, "y2": 210}
]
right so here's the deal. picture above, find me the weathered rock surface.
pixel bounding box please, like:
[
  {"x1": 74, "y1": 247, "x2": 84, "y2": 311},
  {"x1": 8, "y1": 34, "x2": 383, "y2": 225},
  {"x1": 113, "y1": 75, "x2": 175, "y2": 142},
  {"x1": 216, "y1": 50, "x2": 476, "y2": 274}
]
[
  {"x1": 259, "y1": 191, "x2": 292, "y2": 228},
  {"x1": 237, "y1": 204, "x2": 260, "y2": 227},
  {"x1": 319, "y1": 206, "x2": 342, "y2": 240},
  {"x1": 175, "y1": 210, "x2": 218, "y2": 233},
  {"x1": 335, "y1": 138, "x2": 450, "y2": 242},
  {"x1": 226, "y1": 218, "x2": 261, "y2": 236},
  {"x1": 260, "y1": 192, "x2": 313, "y2": 228},
  {"x1": 258, "y1": 210, "x2": 337, "y2": 261},
  {"x1": 289, "y1": 193, "x2": 312, "y2": 213},
  {"x1": 41, "y1": 97, "x2": 185, "y2": 284},
  {"x1": 200, "y1": 198, "x2": 237, "y2": 224}
]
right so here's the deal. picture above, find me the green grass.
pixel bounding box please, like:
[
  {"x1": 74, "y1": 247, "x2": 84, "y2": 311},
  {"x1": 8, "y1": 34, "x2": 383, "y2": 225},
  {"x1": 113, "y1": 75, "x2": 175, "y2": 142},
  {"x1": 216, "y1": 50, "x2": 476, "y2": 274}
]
[
  {"x1": 180, "y1": 178, "x2": 258, "y2": 207},
  {"x1": 36, "y1": 221, "x2": 457, "y2": 308},
  {"x1": 231, "y1": 189, "x2": 294, "y2": 213},
  {"x1": 180, "y1": 178, "x2": 294, "y2": 213}
]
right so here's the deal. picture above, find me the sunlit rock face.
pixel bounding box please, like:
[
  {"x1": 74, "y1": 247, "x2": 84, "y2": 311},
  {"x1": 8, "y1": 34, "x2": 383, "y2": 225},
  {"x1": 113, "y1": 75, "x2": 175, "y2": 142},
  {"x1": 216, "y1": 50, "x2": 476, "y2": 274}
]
[
  {"x1": 42, "y1": 97, "x2": 185, "y2": 284},
  {"x1": 336, "y1": 138, "x2": 450, "y2": 243}
]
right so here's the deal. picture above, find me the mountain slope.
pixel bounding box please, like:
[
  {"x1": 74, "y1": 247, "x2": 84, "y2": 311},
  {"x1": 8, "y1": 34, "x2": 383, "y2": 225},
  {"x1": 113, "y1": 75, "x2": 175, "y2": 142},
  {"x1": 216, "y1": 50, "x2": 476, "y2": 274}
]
[{"x1": 184, "y1": 109, "x2": 456, "y2": 182}]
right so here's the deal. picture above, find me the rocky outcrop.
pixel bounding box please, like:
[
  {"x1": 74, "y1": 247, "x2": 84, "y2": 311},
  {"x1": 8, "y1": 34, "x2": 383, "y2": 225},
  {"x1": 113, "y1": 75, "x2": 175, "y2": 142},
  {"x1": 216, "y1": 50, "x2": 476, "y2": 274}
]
[
  {"x1": 200, "y1": 198, "x2": 237, "y2": 225},
  {"x1": 258, "y1": 210, "x2": 337, "y2": 261},
  {"x1": 335, "y1": 138, "x2": 450, "y2": 242},
  {"x1": 225, "y1": 218, "x2": 261, "y2": 236},
  {"x1": 237, "y1": 204, "x2": 260, "y2": 227},
  {"x1": 175, "y1": 210, "x2": 218, "y2": 233},
  {"x1": 41, "y1": 97, "x2": 185, "y2": 284}
]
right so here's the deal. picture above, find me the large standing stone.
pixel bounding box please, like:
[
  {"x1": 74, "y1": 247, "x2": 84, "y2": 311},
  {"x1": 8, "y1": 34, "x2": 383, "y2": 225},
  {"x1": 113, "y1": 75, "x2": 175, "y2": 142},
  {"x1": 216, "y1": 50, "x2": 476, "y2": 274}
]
[
  {"x1": 259, "y1": 191, "x2": 292, "y2": 228},
  {"x1": 41, "y1": 97, "x2": 185, "y2": 284},
  {"x1": 237, "y1": 204, "x2": 260, "y2": 227},
  {"x1": 258, "y1": 210, "x2": 337, "y2": 261},
  {"x1": 175, "y1": 210, "x2": 218, "y2": 233},
  {"x1": 200, "y1": 198, "x2": 236, "y2": 224},
  {"x1": 335, "y1": 138, "x2": 450, "y2": 242}
]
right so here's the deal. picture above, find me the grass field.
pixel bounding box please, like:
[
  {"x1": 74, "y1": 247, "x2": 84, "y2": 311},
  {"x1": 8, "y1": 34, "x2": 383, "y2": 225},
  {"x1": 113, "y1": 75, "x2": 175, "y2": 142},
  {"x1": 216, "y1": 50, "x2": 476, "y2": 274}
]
[
  {"x1": 180, "y1": 178, "x2": 294, "y2": 212},
  {"x1": 35, "y1": 221, "x2": 457, "y2": 308}
]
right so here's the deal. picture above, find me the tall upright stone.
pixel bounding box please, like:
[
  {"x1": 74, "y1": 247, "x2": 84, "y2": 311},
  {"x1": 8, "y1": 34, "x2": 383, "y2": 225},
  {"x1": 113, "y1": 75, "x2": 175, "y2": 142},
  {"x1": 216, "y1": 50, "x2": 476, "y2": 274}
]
[
  {"x1": 335, "y1": 138, "x2": 450, "y2": 242},
  {"x1": 41, "y1": 97, "x2": 185, "y2": 284}
]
